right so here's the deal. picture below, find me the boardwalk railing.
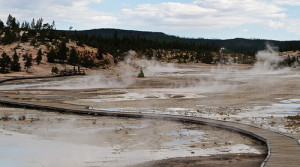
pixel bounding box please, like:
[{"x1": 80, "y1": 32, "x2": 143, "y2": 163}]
[{"x1": 59, "y1": 69, "x2": 86, "y2": 76}]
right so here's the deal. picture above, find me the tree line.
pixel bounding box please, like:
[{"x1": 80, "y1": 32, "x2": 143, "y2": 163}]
[
  {"x1": 0, "y1": 50, "x2": 40, "y2": 73},
  {"x1": 65, "y1": 30, "x2": 218, "y2": 64},
  {"x1": 0, "y1": 14, "x2": 58, "y2": 45}
]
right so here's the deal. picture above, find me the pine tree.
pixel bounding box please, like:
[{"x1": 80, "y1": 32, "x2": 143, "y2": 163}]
[
  {"x1": 190, "y1": 55, "x2": 195, "y2": 62},
  {"x1": 11, "y1": 17, "x2": 18, "y2": 29},
  {"x1": 5, "y1": 14, "x2": 18, "y2": 29},
  {"x1": 36, "y1": 49, "x2": 42, "y2": 65},
  {"x1": 183, "y1": 54, "x2": 189, "y2": 60},
  {"x1": 57, "y1": 41, "x2": 68, "y2": 63},
  {"x1": 22, "y1": 54, "x2": 29, "y2": 63},
  {"x1": 24, "y1": 21, "x2": 30, "y2": 29},
  {"x1": 24, "y1": 54, "x2": 32, "y2": 72},
  {"x1": 21, "y1": 32, "x2": 29, "y2": 42},
  {"x1": 0, "y1": 19, "x2": 4, "y2": 29},
  {"x1": 68, "y1": 47, "x2": 79, "y2": 65},
  {"x1": 1, "y1": 29, "x2": 17, "y2": 45},
  {"x1": 201, "y1": 52, "x2": 213, "y2": 64},
  {"x1": 47, "y1": 47, "x2": 56, "y2": 63},
  {"x1": 81, "y1": 55, "x2": 96, "y2": 68},
  {"x1": 195, "y1": 50, "x2": 203, "y2": 61},
  {"x1": 51, "y1": 21, "x2": 55, "y2": 30},
  {"x1": 31, "y1": 18, "x2": 35, "y2": 30},
  {"x1": 6, "y1": 14, "x2": 13, "y2": 28},
  {"x1": 96, "y1": 43, "x2": 103, "y2": 60},
  {"x1": 30, "y1": 38, "x2": 37, "y2": 46},
  {"x1": 0, "y1": 52, "x2": 12, "y2": 73},
  {"x1": 10, "y1": 51, "x2": 21, "y2": 71},
  {"x1": 35, "y1": 18, "x2": 43, "y2": 30},
  {"x1": 21, "y1": 22, "x2": 25, "y2": 29}
]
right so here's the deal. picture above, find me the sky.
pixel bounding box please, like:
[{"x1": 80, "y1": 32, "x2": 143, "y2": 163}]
[{"x1": 0, "y1": 0, "x2": 300, "y2": 40}]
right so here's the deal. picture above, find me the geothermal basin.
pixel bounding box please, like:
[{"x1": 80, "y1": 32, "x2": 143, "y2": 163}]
[{"x1": 1, "y1": 60, "x2": 300, "y2": 166}]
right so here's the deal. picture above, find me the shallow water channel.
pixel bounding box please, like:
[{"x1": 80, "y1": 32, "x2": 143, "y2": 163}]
[{"x1": 0, "y1": 107, "x2": 265, "y2": 167}]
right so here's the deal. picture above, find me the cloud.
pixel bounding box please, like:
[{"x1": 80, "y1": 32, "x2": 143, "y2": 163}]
[
  {"x1": 266, "y1": 20, "x2": 284, "y2": 29},
  {"x1": 283, "y1": 18, "x2": 300, "y2": 35},
  {"x1": 242, "y1": 29, "x2": 248, "y2": 32},
  {"x1": 120, "y1": 0, "x2": 286, "y2": 30},
  {"x1": 0, "y1": 0, "x2": 103, "y2": 9},
  {"x1": 0, "y1": 0, "x2": 116, "y2": 29},
  {"x1": 273, "y1": 0, "x2": 300, "y2": 6}
]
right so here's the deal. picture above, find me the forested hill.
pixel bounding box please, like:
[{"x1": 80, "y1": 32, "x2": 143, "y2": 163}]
[
  {"x1": 74, "y1": 28, "x2": 300, "y2": 55},
  {"x1": 76, "y1": 29, "x2": 167, "y2": 41},
  {"x1": 1, "y1": 14, "x2": 299, "y2": 75}
]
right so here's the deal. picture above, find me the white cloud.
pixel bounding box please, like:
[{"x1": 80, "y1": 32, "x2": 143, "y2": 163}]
[
  {"x1": 273, "y1": 0, "x2": 300, "y2": 6},
  {"x1": 0, "y1": 0, "x2": 103, "y2": 9},
  {"x1": 282, "y1": 18, "x2": 300, "y2": 35},
  {"x1": 121, "y1": 0, "x2": 286, "y2": 30},
  {"x1": 242, "y1": 29, "x2": 248, "y2": 32},
  {"x1": 0, "y1": 0, "x2": 116, "y2": 29},
  {"x1": 267, "y1": 20, "x2": 284, "y2": 29}
]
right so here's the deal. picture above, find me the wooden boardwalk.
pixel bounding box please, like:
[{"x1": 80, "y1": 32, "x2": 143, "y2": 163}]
[
  {"x1": 59, "y1": 69, "x2": 86, "y2": 76},
  {"x1": 0, "y1": 75, "x2": 63, "y2": 84},
  {"x1": 0, "y1": 98, "x2": 299, "y2": 167},
  {"x1": 0, "y1": 70, "x2": 85, "y2": 84}
]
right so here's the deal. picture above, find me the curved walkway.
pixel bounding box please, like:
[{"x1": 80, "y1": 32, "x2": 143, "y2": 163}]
[
  {"x1": 0, "y1": 98, "x2": 299, "y2": 167},
  {"x1": 0, "y1": 75, "x2": 62, "y2": 84}
]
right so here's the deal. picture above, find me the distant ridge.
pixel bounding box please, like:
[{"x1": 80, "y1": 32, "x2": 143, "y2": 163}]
[
  {"x1": 75, "y1": 28, "x2": 181, "y2": 42},
  {"x1": 73, "y1": 28, "x2": 300, "y2": 54}
]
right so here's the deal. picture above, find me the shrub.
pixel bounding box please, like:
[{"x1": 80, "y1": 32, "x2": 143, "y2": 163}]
[
  {"x1": 51, "y1": 66, "x2": 58, "y2": 74},
  {"x1": 137, "y1": 68, "x2": 144, "y2": 78}
]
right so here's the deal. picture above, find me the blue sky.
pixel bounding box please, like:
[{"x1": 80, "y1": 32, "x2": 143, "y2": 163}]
[{"x1": 0, "y1": 0, "x2": 300, "y2": 40}]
